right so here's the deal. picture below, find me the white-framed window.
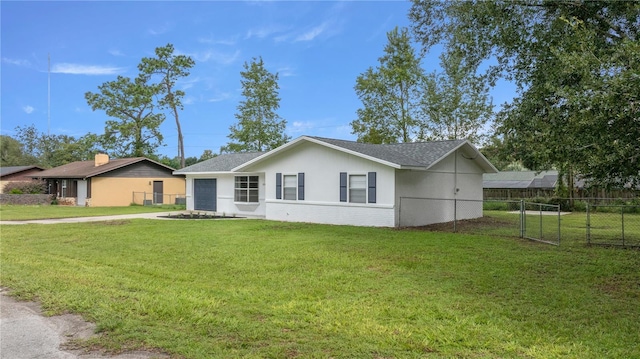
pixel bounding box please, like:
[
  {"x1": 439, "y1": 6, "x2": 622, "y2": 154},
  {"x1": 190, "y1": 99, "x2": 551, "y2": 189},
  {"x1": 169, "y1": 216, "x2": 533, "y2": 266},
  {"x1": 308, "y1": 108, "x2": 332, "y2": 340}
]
[
  {"x1": 283, "y1": 174, "x2": 297, "y2": 200},
  {"x1": 340, "y1": 172, "x2": 376, "y2": 204},
  {"x1": 234, "y1": 175, "x2": 259, "y2": 203},
  {"x1": 275, "y1": 173, "x2": 304, "y2": 201},
  {"x1": 61, "y1": 179, "x2": 68, "y2": 198},
  {"x1": 349, "y1": 174, "x2": 366, "y2": 203}
]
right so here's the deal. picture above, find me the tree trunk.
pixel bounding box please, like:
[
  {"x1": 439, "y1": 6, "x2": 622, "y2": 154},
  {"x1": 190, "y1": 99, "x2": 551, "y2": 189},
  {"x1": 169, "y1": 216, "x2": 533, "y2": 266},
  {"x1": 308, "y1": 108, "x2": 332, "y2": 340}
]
[{"x1": 174, "y1": 106, "x2": 185, "y2": 169}]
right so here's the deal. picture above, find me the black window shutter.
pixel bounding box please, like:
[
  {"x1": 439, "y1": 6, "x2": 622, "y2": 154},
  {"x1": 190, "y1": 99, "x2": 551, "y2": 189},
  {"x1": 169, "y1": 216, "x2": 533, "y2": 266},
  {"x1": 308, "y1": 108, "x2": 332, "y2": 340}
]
[
  {"x1": 340, "y1": 172, "x2": 347, "y2": 202},
  {"x1": 298, "y1": 173, "x2": 305, "y2": 200},
  {"x1": 368, "y1": 172, "x2": 377, "y2": 203},
  {"x1": 276, "y1": 173, "x2": 282, "y2": 200}
]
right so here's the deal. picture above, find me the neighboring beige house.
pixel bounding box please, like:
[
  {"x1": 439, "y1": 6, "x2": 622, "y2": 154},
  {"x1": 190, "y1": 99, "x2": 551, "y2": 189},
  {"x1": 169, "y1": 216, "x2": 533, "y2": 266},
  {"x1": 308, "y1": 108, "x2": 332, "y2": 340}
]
[
  {"x1": 33, "y1": 154, "x2": 185, "y2": 206},
  {"x1": 0, "y1": 166, "x2": 45, "y2": 193}
]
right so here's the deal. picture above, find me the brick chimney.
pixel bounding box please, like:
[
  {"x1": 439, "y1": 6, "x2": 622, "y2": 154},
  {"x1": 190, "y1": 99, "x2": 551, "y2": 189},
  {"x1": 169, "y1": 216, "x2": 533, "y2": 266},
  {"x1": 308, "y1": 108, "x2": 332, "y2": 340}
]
[{"x1": 95, "y1": 153, "x2": 109, "y2": 166}]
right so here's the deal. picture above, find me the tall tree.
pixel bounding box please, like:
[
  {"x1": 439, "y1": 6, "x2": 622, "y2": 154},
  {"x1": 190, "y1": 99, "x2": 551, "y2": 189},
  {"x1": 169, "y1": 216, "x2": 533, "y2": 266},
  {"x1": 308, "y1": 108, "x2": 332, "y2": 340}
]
[
  {"x1": 13, "y1": 125, "x2": 101, "y2": 167},
  {"x1": 422, "y1": 50, "x2": 493, "y2": 145},
  {"x1": 223, "y1": 56, "x2": 290, "y2": 153},
  {"x1": 410, "y1": 0, "x2": 640, "y2": 187},
  {"x1": 351, "y1": 27, "x2": 425, "y2": 144},
  {"x1": 199, "y1": 149, "x2": 216, "y2": 162},
  {"x1": 85, "y1": 75, "x2": 165, "y2": 158},
  {"x1": 0, "y1": 135, "x2": 30, "y2": 166},
  {"x1": 139, "y1": 44, "x2": 195, "y2": 168}
]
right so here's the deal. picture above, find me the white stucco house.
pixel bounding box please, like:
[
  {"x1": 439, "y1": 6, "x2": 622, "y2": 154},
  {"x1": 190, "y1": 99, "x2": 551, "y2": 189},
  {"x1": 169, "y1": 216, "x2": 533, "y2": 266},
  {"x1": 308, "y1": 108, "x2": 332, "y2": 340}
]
[{"x1": 174, "y1": 136, "x2": 497, "y2": 227}]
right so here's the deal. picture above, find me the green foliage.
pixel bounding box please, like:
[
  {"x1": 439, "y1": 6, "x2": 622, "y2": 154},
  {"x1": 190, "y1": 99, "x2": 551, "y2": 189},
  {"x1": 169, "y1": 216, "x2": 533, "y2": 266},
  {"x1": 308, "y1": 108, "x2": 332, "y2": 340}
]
[
  {"x1": 138, "y1": 44, "x2": 195, "y2": 169},
  {"x1": 13, "y1": 125, "x2": 101, "y2": 167},
  {"x1": 0, "y1": 135, "x2": 32, "y2": 166},
  {"x1": 223, "y1": 57, "x2": 290, "y2": 153},
  {"x1": 422, "y1": 50, "x2": 493, "y2": 144},
  {"x1": 2, "y1": 220, "x2": 639, "y2": 357},
  {"x1": 86, "y1": 75, "x2": 165, "y2": 158},
  {"x1": 198, "y1": 149, "x2": 216, "y2": 162},
  {"x1": 410, "y1": 0, "x2": 640, "y2": 187},
  {"x1": 352, "y1": 26, "x2": 493, "y2": 145},
  {"x1": 2, "y1": 180, "x2": 46, "y2": 194},
  {"x1": 351, "y1": 27, "x2": 424, "y2": 144}
]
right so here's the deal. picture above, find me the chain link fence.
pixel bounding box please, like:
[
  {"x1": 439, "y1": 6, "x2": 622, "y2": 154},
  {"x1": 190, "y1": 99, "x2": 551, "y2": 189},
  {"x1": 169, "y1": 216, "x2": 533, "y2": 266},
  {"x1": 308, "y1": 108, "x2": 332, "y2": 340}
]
[
  {"x1": 586, "y1": 204, "x2": 640, "y2": 247},
  {"x1": 132, "y1": 192, "x2": 186, "y2": 206},
  {"x1": 522, "y1": 202, "x2": 562, "y2": 246},
  {"x1": 399, "y1": 198, "x2": 561, "y2": 245}
]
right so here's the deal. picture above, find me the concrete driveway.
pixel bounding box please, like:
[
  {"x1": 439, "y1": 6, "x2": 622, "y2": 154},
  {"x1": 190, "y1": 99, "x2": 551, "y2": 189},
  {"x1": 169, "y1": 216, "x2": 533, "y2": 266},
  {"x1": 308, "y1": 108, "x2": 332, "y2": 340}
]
[
  {"x1": 0, "y1": 211, "x2": 185, "y2": 225},
  {"x1": 0, "y1": 289, "x2": 168, "y2": 359}
]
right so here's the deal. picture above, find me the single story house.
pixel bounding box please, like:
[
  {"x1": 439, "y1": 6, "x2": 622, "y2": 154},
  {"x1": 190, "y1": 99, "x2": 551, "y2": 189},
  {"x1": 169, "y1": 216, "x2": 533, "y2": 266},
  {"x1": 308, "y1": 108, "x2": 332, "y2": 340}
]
[
  {"x1": 175, "y1": 136, "x2": 497, "y2": 227},
  {"x1": 0, "y1": 165, "x2": 45, "y2": 193},
  {"x1": 33, "y1": 154, "x2": 185, "y2": 206}
]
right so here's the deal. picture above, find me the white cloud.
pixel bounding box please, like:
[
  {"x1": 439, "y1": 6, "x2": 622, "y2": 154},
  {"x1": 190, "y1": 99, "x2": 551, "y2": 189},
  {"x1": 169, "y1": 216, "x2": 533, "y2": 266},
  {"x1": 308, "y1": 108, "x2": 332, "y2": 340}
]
[
  {"x1": 179, "y1": 77, "x2": 200, "y2": 91},
  {"x1": 148, "y1": 24, "x2": 170, "y2": 36},
  {"x1": 289, "y1": 121, "x2": 315, "y2": 134},
  {"x1": 109, "y1": 49, "x2": 125, "y2": 56},
  {"x1": 198, "y1": 35, "x2": 237, "y2": 46},
  {"x1": 245, "y1": 25, "x2": 288, "y2": 40},
  {"x1": 276, "y1": 66, "x2": 296, "y2": 77},
  {"x1": 51, "y1": 63, "x2": 125, "y2": 75},
  {"x1": 276, "y1": 18, "x2": 342, "y2": 44},
  {"x1": 294, "y1": 22, "x2": 328, "y2": 42},
  {"x1": 22, "y1": 105, "x2": 35, "y2": 114},
  {"x1": 191, "y1": 49, "x2": 240, "y2": 65},
  {"x1": 2, "y1": 57, "x2": 31, "y2": 67},
  {"x1": 208, "y1": 92, "x2": 231, "y2": 103}
]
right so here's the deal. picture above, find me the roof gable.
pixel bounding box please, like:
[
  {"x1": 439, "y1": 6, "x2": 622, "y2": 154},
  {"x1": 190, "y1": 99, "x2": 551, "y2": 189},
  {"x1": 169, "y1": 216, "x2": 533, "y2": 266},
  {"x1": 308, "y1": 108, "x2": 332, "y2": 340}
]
[
  {"x1": 0, "y1": 166, "x2": 44, "y2": 177},
  {"x1": 234, "y1": 136, "x2": 498, "y2": 173},
  {"x1": 174, "y1": 152, "x2": 266, "y2": 174},
  {"x1": 34, "y1": 157, "x2": 177, "y2": 179}
]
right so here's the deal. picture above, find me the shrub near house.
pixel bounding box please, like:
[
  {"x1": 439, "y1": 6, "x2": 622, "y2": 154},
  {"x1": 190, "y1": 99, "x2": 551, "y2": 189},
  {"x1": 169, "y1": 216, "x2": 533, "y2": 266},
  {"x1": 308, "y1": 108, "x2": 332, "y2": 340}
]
[{"x1": 3, "y1": 180, "x2": 46, "y2": 194}]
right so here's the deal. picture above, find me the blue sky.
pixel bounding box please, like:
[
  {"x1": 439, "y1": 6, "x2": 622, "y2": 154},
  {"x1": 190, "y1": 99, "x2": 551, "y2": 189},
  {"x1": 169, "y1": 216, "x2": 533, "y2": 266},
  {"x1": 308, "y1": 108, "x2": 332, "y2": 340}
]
[{"x1": 1, "y1": 1, "x2": 515, "y2": 159}]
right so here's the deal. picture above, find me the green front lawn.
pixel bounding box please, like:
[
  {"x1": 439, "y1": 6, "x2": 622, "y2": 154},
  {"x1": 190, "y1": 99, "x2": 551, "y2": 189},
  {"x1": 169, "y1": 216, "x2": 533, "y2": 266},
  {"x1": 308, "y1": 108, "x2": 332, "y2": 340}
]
[
  {"x1": 0, "y1": 204, "x2": 185, "y2": 221},
  {"x1": 1, "y1": 219, "x2": 638, "y2": 358}
]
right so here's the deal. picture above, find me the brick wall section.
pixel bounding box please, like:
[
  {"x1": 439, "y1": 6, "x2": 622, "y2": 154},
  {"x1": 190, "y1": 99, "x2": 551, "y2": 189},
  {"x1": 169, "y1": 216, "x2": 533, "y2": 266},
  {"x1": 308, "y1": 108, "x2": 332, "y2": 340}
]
[{"x1": 0, "y1": 194, "x2": 54, "y2": 205}]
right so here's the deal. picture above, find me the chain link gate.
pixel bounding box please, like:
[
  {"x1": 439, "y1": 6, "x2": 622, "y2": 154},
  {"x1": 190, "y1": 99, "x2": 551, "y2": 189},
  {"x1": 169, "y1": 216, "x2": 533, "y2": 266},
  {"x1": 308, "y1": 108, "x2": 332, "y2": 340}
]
[{"x1": 521, "y1": 201, "x2": 561, "y2": 246}]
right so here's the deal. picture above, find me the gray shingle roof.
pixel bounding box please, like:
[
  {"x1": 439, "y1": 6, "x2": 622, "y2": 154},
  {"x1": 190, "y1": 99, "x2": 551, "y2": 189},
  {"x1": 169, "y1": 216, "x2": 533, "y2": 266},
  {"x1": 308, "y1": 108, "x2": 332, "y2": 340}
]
[
  {"x1": 483, "y1": 171, "x2": 559, "y2": 189},
  {"x1": 0, "y1": 166, "x2": 44, "y2": 177},
  {"x1": 308, "y1": 136, "x2": 467, "y2": 168},
  {"x1": 174, "y1": 152, "x2": 266, "y2": 173}
]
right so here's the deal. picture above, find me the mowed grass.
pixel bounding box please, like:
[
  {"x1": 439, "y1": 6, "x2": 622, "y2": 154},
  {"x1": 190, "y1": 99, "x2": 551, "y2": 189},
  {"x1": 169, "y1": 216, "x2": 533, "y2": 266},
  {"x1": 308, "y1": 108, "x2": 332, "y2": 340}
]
[
  {"x1": 478, "y1": 210, "x2": 640, "y2": 247},
  {"x1": 2, "y1": 219, "x2": 640, "y2": 358},
  {"x1": 0, "y1": 204, "x2": 185, "y2": 221}
]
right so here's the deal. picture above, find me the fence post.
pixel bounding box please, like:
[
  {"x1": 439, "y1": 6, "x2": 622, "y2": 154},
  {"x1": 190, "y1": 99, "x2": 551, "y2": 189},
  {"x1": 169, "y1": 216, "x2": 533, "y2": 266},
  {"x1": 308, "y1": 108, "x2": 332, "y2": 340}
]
[
  {"x1": 399, "y1": 197, "x2": 402, "y2": 227},
  {"x1": 520, "y1": 199, "x2": 525, "y2": 238},
  {"x1": 539, "y1": 203, "x2": 543, "y2": 241},
  {"x1": 621, "y1": 206, "x2": 625, "y2": 246},
  {"x1": 557, "y1": 204, "x2": 561, "y2": 246},
  {"x1": 453, "y1": 198, "x2": 457, "y2": 233},
  {"x1": 586, "y1": 203, "x2": 591, "y2": 245}
]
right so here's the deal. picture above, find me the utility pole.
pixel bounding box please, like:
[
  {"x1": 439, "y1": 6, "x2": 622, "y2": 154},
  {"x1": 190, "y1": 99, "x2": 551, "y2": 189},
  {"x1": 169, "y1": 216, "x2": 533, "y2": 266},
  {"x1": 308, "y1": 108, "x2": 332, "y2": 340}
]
[{"x1": 48, "y1": 53, "x2": 51, "y2": 135}]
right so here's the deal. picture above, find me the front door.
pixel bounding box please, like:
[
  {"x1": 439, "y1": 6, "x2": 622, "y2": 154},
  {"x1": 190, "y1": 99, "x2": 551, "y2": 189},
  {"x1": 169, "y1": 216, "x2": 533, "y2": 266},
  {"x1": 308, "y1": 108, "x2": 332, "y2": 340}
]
[
  {"x1": 76, "y1": 180, "x2": 87, "y2": 206},
  {"x1": 153, "y1": 181, "x2": 163, "y2": 204}
]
